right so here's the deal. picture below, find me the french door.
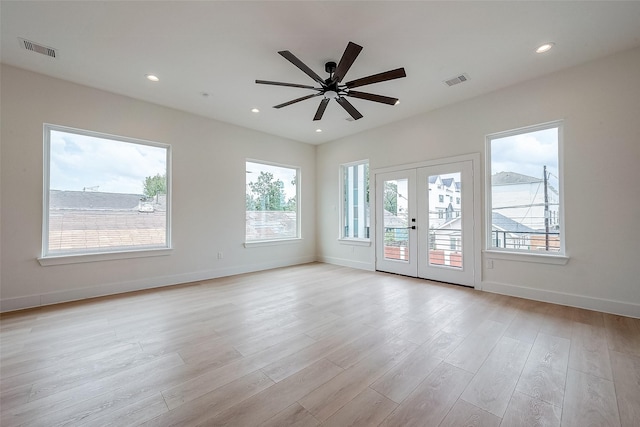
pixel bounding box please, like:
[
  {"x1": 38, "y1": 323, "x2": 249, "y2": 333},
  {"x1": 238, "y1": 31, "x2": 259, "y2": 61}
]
[{"x1": 375, "y1": 160, "x2": 476, "y2": 287}]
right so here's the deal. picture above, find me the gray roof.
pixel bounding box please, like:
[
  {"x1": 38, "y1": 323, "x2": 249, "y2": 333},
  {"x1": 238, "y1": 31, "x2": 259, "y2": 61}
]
[
  {"x1": 491, "y1": 171, "x2": 542, "y2": 185},
  {"x1": 383, "y1": 210, "x2": 408, "y2": 228},
  {"x1": 441, "y1": 177, "x2": 455, "y2": 187},
  {"x1": 50, "y1": 190, "x2": 143, "y2": 210},
  {"x1": 492, "y1": 212, "x2": 536, "y2": 233}
]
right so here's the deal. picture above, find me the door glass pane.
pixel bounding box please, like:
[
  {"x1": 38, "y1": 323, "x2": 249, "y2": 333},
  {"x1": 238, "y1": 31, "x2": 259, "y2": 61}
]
[
  {"x1": 383, "y1": 178, "x2": 409, "y2": 261},
  {"x1": 427, "y1": 172, "x2": 462, "y2": 268}
]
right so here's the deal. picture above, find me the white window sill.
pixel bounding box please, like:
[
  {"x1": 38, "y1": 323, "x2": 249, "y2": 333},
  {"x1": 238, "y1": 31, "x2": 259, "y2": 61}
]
[
  {"x1": 338, "y1": 238, "x2": 371, "y2": 247},
  {"x1": 38, "y1": 248, "x2": 172, "y2": 266},
  {"x1": 244, "y1": 238, "x2": 302, "y2": 248},
  {"x1": 483, "y1": 249, "x2": 569, "y2": 265}
]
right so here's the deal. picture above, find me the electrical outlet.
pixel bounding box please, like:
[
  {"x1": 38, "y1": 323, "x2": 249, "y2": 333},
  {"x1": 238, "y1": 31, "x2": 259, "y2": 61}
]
[
  {"x1": 217, "y1": 252, "x2": 223, "y2": 259},
  {"x1": 486, "y1": 259, "x2": 494, "y2": 269}
]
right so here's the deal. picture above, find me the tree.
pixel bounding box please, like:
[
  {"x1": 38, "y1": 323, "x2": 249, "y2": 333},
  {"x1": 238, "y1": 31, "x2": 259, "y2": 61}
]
[
  {"x1": 247, "y1": 171, "x2": 286, "y2": 211},
  {"x1": 284, "y1": 175, "x2": 297, "y2": 211},
  {"x1": 143, "y1": 173, "x2": 166, "y2": 201},
  {"x1": 284, "y1": 195, "x2": 296, "y2": 212},
  {"x1": 383, "y1": 181, "x2": 398, "y2": 215}
]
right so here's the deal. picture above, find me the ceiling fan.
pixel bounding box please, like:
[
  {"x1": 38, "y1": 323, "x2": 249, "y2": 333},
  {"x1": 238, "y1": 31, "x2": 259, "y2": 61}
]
[{"x1": 256, "y1": 41, "x2": 406, "y2": 121}]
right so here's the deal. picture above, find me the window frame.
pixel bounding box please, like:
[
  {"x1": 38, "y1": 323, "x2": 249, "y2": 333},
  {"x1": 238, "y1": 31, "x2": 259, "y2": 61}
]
[
  {"x1": 244, "y1": 159, "x2": 301, "y2": 245},
  {"x1": 484, "y1": 120, "x2": 567, "y2": 263},
  {"x1": 338, "y1": 159, "x2": 371, "y2": 245},
  {"x1": 40, "y1": 124, "x2": 172, "y2": 265}
]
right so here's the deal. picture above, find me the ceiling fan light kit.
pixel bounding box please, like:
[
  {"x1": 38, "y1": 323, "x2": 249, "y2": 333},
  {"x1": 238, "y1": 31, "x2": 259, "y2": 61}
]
[{"x1": 256, "y1": 41, "x2": 406, "y2": 121}]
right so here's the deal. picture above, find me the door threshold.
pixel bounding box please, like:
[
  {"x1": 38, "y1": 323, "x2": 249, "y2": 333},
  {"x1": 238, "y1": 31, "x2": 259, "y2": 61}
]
[{"x1": 375, "y1": 269, "x2": 474, "y2": 289}]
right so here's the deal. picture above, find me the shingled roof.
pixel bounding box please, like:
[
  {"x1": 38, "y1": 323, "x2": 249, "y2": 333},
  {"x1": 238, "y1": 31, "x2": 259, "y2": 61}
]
[
  {"x1": 492, "y1": 212, "x2": 536, "y2": 233},
  {"x1": 491, "y1": 171, "x2": 542, "y2": 185}
]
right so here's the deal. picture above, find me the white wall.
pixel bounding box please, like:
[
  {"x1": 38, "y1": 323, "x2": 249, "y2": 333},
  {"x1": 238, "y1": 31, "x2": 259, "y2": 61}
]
[
  {"x1": 317, "y1": 47, "x2": 640, "y2": 318},
  {"x1": 0, "y1": 65, "x2": 316, "y2": 311}
]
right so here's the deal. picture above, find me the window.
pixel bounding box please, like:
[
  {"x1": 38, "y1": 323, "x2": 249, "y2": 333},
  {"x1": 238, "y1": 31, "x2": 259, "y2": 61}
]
[
  {"x1": 43, "y1": 124, "x2": 170, "y2": 259},
  {"x1": 246, "y1": 160, "x2": 299, "y2": 242},
  {"x1": 450, "y1": 237, "x2": 460, "y2": 251},
  {"x1": 341, "y1": 161, "x2": 370, "y2": 239},
  {"x1": 439, "y1": 195, "x2": 444, "y2": 203},
  {"x1": 487, "y1": 121, "x2": 563, "y2": 255}
]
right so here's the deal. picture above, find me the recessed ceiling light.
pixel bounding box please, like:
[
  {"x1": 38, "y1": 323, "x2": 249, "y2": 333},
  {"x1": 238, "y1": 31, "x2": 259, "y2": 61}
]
[
  {"x1": 536, "y1": 43, "x2": 555, "y2": 54},
  {"x1": 145, "y1": 74, "x2": 159, "y2": 82},
  {"x1": 315, "y1": 129, "x2": 322, "y2": 133},
  {"x1": 251, "y1": 108, "x2": 260, "y2": 113}
]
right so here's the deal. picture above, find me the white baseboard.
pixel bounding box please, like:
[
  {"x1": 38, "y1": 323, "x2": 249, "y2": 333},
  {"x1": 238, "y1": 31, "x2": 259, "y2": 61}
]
[
  {"x1": 4, "y1": 262, "x2": 637, "y2": 319},
  {"x1": 483, "y1": 280, "x2": 639, "y2": 319},
  {"x1": 317, "y1": 256, "x2": 375, "y2": 271},
  {"x1": 0, "y1": 256, "x2": 316, "y2": 313}
]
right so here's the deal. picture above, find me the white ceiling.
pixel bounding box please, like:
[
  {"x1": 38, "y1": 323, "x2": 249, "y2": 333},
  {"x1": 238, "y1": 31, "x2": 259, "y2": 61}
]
[{"x1": 2, "y1": 1, "x2": 640, "y2": 144}]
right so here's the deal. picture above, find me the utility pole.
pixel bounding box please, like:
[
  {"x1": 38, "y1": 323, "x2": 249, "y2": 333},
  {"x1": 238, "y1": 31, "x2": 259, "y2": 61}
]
[{"x1": 543, "y1": 165, "x2": 550, "y2": 250}]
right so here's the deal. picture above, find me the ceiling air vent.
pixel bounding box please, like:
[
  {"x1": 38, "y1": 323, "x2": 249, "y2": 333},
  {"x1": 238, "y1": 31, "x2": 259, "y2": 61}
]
[
  {"x1": 18, "y1": 38, "x2": 57, "y2": 58},
  {"x1": 444, "y1": 73, "x2": 469, "y2": 87}
]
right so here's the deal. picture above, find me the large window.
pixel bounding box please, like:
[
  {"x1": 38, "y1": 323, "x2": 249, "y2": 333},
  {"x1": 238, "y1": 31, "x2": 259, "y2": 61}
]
[
  {"x1": 486, "y1": 121, "x2": 563, "y2": 255},
  {"x1": 245, "y1": 160, "x2": 299, "y2": 242},
  {"x1": 341, "y1": 161, "x2": 370, "y2": 240},
  {"x1": 43, "y1": 124, "x2": 170, "y2": 258}
]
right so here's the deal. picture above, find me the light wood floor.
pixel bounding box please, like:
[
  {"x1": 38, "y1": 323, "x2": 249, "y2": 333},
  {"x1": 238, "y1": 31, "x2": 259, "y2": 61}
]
[{"x1": 1, "y1": 263, "x2": 639, "y2": 426}]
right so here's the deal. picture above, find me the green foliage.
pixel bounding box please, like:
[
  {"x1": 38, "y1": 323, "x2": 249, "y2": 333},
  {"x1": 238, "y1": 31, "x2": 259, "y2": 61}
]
[
  {"x1": 247, "y1": 171, "x2": 296, "y2": 211},
  {"x1": 143, "y1": 173, "x2": 166, "y2": 198},
  {"x1": 383, "y1": 181, "x2": 398, "y2": 215}
]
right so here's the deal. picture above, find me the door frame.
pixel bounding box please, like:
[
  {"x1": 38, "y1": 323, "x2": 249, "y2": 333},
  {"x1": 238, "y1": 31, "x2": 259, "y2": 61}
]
[
  {"x1": 371, "y1": 153, "x2": 482, "y2": 289},
  {"x1": 375, "y1": 169, "x2": 418, "y2": 277}
]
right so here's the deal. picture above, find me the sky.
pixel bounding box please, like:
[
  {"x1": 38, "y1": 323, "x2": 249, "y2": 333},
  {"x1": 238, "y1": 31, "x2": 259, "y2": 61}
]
[
  {"x1": 49, "y1": 130, "x2": 167, "y2": 194},
  {"x1": 246, "y1": 161, "x2": 297, "y2": 199},
  {"x1": 491, "y1": 127, "x2": 559, "y2": 188},
  {"x1": 49, "y1": 127, "x2": 556, "y2": 196}
]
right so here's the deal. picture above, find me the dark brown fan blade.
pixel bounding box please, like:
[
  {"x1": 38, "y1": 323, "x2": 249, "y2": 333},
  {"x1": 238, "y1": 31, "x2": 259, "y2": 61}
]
[
  {"x1": 332, "y1": 41, "x2": 363, "y2": 83},
  {"x1": 256, "y1": 80, "x2": 318, "y2": 90},
  {"x1": 274, "y1": 93, "x2": 321, "y2": 109},
  {"x1": 336, "y1": 97, "x2": 363, "y2": 120},
  {"x1": 278, "y1": 50, "x2": 326, "y2": 86},
  {"x1": 313, "y1": 98, "x2": 330, "y2": 121},
  {"x1": 346, "y1": 90, "x2": 399, "y2": 105},
  {"x1": 345, "y1": 68, "x2": 406, "y2": 89}
]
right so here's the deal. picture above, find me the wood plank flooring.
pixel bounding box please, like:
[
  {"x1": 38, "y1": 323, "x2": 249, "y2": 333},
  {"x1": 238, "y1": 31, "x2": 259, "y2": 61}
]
[{"x1": 1, "y1": 263, "x2": 638, "y2": 426}]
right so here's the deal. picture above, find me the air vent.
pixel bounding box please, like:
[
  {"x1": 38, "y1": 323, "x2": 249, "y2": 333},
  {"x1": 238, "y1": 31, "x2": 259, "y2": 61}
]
[
  {"x1": 18, "y1": 38, "x2": 57, "y2": 58},
  {"x1": 444, "y1": 73, "x2": 469, "y2": 87}
]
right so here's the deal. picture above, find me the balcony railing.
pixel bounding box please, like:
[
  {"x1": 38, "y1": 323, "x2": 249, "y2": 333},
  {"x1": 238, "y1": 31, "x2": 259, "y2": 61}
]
[{"x1": 491, "y1": 230, "x2": 560, "y2": 252}]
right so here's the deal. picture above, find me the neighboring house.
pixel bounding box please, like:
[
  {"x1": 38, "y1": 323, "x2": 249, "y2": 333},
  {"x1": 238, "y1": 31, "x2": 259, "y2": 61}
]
[
  {"x1": 491, "y1": 171, "x2": 559, "y2": 231},
  {"x1": 383, "y1": 209, "x2": 409, "y2": 260},
  {"x1": 491, "y1": 211, "x2": 536, "y2": 250},
  {"x1": 427, "y1": 211, "x2": 536, "y2": 264},
  {"x1": 246, "y1": 211, "x2": 297, "y2": 241},
  {"x1": 383, "y1": 209, "x2": 408, "y2": 242},
  {"x1": 50, "y1": 190, "x2": 142, "y2": 210},
  {"x1": 47, "y1": 191, "x2": 167, "y2": 252},
  {"x1": 49, "y1": 190, "x2": 166, "y2": 212},
  {"x1": 428, "y1": 216, "x2": 463, "y2": 268},
  {"x1": 428, "y1": 174, "x2": 461, "y2": 228}
]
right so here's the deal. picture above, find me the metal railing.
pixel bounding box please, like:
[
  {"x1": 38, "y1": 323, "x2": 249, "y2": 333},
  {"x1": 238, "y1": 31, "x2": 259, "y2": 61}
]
[{"x1": 491, "y1": 230, "x2": 560, "y2": 251}]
